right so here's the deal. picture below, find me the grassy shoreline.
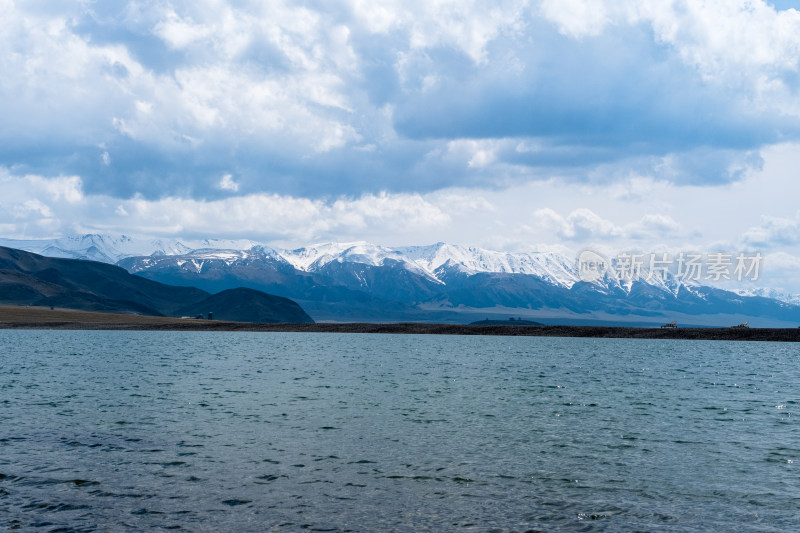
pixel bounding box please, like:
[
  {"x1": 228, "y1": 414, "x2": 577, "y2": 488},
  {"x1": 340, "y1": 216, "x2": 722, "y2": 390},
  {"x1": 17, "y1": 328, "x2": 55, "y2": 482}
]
[{"x1": 2, "y1": 306, "x2": 799, "y2": 341}]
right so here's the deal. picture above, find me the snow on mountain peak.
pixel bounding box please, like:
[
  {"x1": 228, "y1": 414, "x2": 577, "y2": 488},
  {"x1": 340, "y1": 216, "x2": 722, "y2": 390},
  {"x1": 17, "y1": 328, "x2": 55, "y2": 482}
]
[
  {"x1": 0, "y1": 233, "x2": 728, "y2": 297},
  {"x1": 732, "y1": 287, "x2": 800, "y2": 306},
  {"x1": 0, "y1": 234, "x2": 272, "y2": 263},
  {"x1": 285, "y1": 242, "x2": 381, "y2": 266},
  {"x1": 0, "y1": 234, "x2": 586, "y2": 286},
  {"x1": 395, "y1": 243, "x2": 580, "y2": 287}
]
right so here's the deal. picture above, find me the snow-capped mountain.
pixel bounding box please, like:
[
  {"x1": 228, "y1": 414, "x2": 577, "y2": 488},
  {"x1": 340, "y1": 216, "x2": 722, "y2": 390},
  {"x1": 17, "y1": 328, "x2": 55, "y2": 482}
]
[
  {"x1": 4, "y1": 233, "x2": 799, "y2": 326},
  {"x1": 4, "y1": 235, "x2": 583, "y2": 286},
  {"x1": 0, "y1": 234, "x2": 259, "y2": 264},
  {"x1": 732, "y1": 287, "x2": 800, "y2": 306},
  {"x1": 0, "y1": 234, "x2": 181, "y2": 263},
  {"x1": 277, "y1": 241, "x2": 579, "y2": 287},
  {"x1": 278, "y1": 242, "x2": 397, "y2": 270},
  {"x1": 131, "y1": 245, "x2": 287, "y2": 273},
  {"x1": 396, "y1": 242, "x2": 578, "y2": 286}
]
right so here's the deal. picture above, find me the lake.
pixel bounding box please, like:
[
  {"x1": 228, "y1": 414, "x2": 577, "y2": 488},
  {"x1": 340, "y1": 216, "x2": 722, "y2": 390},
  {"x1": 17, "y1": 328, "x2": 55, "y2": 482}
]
[{"x1": 1, "y1": 331, "x2": 799, "y2": 531}]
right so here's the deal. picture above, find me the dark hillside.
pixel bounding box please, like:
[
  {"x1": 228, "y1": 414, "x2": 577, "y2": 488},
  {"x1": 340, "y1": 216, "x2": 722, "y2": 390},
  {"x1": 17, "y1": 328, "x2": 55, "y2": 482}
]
[
  {"x1": 175, "y1": 288, "x2": 313, "y2": 323},
  {"x1": 0, "y1": 246, "x2": 313, "y2": 323}
]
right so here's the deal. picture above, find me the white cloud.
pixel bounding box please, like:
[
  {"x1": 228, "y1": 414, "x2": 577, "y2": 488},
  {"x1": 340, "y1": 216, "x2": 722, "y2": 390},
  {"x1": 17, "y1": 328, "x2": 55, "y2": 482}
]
[
  {"x1": 330, "y1": 192, "x2": 450, "y2": 230},
  {"x1": 153, "y1": 9, "x2": 214, "y2": 50},
  {"x1": 2, "y1": 0, "x2": 800, "y2": 200},
  {"x1": 543, "y1": 1, "x2": 800, "y2": 115},
  {"x1": 539, "y1": 0, "x2": 613, "y2": 39},
  {"x1": 0, "y1": 0, "x2": 366, "y2": 163},
  {"x1": 764, "y1": 251, "x2": 800, "y2": 270},
  {"x1": 638, "y1": 214, "x2": 680, "y2": 233},
  {"x1": 2, "y1": 173, "x2": 84, "y2": 204},
  {"x1": 111, "y1": 191, "x2": 452, "y2": 243},
  {"x1": 741, "y1": 212, "x2": 800, "y2": 247},
  {"x1": 604, "y1": 176, "x2": 672, "y2": 202},
  {"x1": 443, "y1": 139, "x2": 500, "y2": 169},
  {"x1": 217, "y1": 173, "x2": 239, "y2": 192},
  {"x1": 428, "y1": 190, "x2": 495, "y2": 214},
  {"x1": 539, "y1": 0, "x2": 800, "y2": 80},
  {"x1": 351, "y1": 0, "x2": 528, "y2": 64},
  {"x1": 533, "y1": 207, "x2": 621, "y2": 240},
  {"x1": 532, "y1": 207, "x2": 681, "y2": 242},
  {"x1": 13, "y1": 199, "x2": 53, "y2": 219},
  {"x1": 0, "y1": 169, "x2": 452, "y2": 243},
  {"x1": 637, "y1": 1, "x2": 800, "y2": 78}
]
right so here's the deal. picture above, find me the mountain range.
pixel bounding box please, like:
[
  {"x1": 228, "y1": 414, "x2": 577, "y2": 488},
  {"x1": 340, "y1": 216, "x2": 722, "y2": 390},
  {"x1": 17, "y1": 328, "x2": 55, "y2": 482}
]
[
  {"x1": 0, "y1": 245, "x2": 313, "y2": 323},
  {"x1": 1, "y1": 234, "x2": 798, "y2": 327}
]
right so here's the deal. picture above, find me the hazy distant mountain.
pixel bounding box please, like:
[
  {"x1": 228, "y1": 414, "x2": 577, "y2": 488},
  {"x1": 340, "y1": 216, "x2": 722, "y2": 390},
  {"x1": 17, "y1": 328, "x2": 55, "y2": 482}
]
[
  {"x1": 0, "y1": 246, "x2": 313, "y2": 323},
  {"x1": 5, "y1": 234, "x2": 800, "y2": 326},
  {"x1": 0, "y1": 234, "x2": 257, "y2": 263},
  {"x1": 732, "y1": 287, "x2": 800, "y2": 306}
]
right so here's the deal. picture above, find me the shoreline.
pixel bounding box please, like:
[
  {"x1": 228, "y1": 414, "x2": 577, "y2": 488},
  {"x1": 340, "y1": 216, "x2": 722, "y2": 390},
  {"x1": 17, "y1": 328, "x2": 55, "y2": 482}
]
[{"x1": 1, "y1": 306, "x2": 799, "y2": 341}]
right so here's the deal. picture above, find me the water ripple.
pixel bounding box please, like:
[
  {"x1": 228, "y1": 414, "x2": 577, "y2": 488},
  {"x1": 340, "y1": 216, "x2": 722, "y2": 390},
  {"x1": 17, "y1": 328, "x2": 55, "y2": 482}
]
[{"x1": 1, "y1": 331, "x2": 798, "y2": 531}]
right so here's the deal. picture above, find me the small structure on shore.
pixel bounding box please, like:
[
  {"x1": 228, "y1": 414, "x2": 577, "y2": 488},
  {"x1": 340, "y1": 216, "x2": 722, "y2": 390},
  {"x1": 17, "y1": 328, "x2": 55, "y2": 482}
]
[
  {"x1": 661, "y1": 321, "x2": 677, "y2": 328},
  {"x1": 731, "y1": 321, "x2": 749, "y2": 329}
]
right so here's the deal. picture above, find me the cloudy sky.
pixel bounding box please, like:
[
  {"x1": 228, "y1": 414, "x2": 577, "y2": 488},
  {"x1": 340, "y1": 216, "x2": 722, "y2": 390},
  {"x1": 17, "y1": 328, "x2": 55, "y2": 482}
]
[{"x1": 3, "y1": 0, "x2": 800, "y2": 288}]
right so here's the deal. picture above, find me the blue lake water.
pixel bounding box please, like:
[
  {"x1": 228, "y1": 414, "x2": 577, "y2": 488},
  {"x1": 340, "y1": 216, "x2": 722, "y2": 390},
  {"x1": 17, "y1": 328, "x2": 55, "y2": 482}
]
[{"x1": 1, "y1": 331, "x2": 799, "y2": 531}]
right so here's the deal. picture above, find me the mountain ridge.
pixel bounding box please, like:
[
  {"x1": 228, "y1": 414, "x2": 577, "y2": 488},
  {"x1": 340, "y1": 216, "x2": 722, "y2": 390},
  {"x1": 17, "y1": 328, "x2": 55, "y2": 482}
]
[
  {"x1": 0, "y1": 246, "x2": 313, "y2": 323},
  {"x1": 2, "y1": 234, "x2": 798, "y2": 326}
]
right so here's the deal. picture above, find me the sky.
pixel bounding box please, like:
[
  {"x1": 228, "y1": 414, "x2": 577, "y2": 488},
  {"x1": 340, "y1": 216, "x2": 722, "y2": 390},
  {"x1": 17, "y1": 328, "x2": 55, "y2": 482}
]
[{"x1": 3, "y1": 0, "x2": 800, "y2": 290}]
